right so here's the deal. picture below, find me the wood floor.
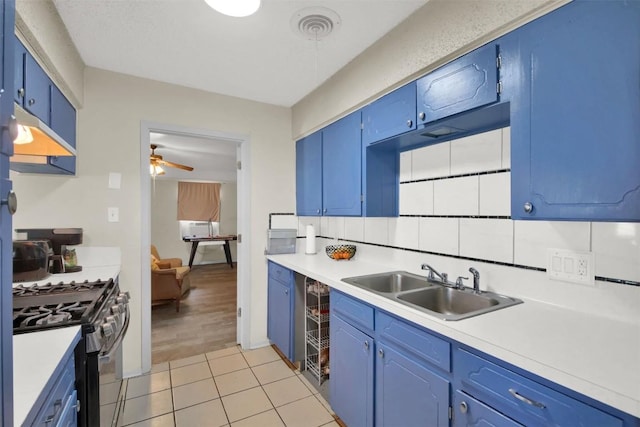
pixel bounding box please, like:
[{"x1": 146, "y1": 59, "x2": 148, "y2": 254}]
[{"x1": 151, "y1": 263, "x2": 237, "y2": 364}]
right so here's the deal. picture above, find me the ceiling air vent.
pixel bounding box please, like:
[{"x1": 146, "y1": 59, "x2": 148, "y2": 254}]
[{"x1": 291, "y1": 7, "x2": 341, "y2": 41}]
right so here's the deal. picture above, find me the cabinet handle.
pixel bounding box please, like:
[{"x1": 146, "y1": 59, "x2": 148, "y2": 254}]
[
  {"x1": 378, "y1": 348, "x2": 384, "y2": 358},
  {"x1": 523, "y1": 202, "x2": 533, "y2": 213},
  {"x1": 316, "y1": 209, "x2": 320, "y2": 214},
  {"x1": 17, "y1": 88, "x2": 24, "y2": 98},
  {"x1": 323, "y1": 208, "x2": 327, "y2": 214},
  {"x1": 406, "y1": 119, "x2": 413, "y2": 127},
  {"x1": 8, "y1": 114, "x2": 18, "y2": 142},
  {"x1": 28, "y1": 98, "x2": 36, "y2": 106},
  {"x1": 284, "y1": 289, "x2": 288, "y2": 295},
  {"x1": 1, "y1": 190, "x2": 17, "y2": 215},
  {"x1": 364, "y1": 340, "x2": 369, "y2": 350},
  {"x1": 419, "y1": 112, "x2": 426, "y2": 121},
  {"x1": 459, "y1": 401, "x2": 468, "y2": 414},
  {"x1": 508, "y1": 388, "x2": 546, "y2": 409}
]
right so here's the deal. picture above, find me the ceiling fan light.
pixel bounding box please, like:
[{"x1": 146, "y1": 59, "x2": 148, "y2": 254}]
[
  {"x1": 150, "y1": 164, "x2": 165, "y2": 177},
  {"x1": 204, "y1": 0, "x2": 260, "y2": 17}
]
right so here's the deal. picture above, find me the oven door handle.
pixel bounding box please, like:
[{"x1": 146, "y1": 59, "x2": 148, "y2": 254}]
[{"x1": 99, "y1": 305, "x2": 130, "y2": 365}]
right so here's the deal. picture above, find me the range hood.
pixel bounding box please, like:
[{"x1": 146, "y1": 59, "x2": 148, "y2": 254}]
[{"x1": 12, "y1": 104, "x2": 75, "y2": 157}]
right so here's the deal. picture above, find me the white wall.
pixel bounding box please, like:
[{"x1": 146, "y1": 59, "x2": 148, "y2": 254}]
[
  {"x1": 150, "y1": 180, "x2": 238, "y2": 265},
  {"x1": 11, "y1": 67, "x2": 294, "y2": 375}
]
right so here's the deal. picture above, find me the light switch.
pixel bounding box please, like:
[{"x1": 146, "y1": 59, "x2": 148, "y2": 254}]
[
  {"x1": 546, "y1": 248, "x2": 594, "y2": 286},
  {"x1": 108, "y1": 207, "x2": 119, "y2": 222},
  {"x1": 108, "y1": 173, "x2": 122, "y2": 189}
]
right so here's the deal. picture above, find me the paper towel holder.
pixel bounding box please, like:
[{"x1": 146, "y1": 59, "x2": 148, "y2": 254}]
[{"x1": 305, "y1": 224, "x2": 317, "y2": 255}]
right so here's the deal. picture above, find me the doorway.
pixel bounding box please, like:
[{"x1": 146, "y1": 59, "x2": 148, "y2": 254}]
[{"x1": 140, "y1": 121, "x2": 252, "y2": 372}]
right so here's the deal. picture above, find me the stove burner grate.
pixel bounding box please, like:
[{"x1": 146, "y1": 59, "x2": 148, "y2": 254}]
[
  {"x1": 15, "y1": 301, "x2": 88, "y2": 328},
  {"x1": 12, "y1": 279, "x2": 110, "y2": 297}
]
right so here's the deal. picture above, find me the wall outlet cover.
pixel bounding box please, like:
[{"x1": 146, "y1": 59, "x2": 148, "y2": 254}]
[{"x1": 546, "y1": 248, "x2": 595, "y2": 286}]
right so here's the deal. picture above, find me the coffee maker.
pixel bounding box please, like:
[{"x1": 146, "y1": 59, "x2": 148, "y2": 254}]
[{"x1": 15, "y1": 228, "x2": 83, "y2": 273}]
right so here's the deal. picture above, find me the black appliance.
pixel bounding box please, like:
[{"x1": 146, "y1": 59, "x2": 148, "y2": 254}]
[
  {"x1": 13, "y1": 278, "x2": 130, "y2": 427},
  {"x1": 12, "y1": 240, "x2": 51, "y2": 282},
  {"x1": 16, "y1": 228, "x2": 83, "y2": 273}
]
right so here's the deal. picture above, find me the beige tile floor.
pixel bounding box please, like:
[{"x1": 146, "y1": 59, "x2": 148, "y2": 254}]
[{"x1": 120, "y1": 345, "x2": 338, "y2": 427}]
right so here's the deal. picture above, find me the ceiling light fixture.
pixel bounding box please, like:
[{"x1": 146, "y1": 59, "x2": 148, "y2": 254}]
[
  {"x1": 150, "y1": 164, "x2": 165, "y2": 177},
  {"x1": 204, "y1": 0, "x2": 261, "y2": 17}
]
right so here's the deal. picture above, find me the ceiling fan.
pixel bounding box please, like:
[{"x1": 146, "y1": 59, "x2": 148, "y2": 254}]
[{"x1": 150, "y1": 144, "x2": 194, "y2": 175}]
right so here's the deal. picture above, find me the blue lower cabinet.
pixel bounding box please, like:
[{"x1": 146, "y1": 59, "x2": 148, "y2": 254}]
[
  {"x1": 453, "y1": 390, "x2": 523, "y2": 427},
  {"x1": 330, "y1": 313, "x2": 374, "y2": 427},
  {"x1": 57, "y1": 389, "x2": 79, "y2": 427},
  {"x1": 376, "y1": 343, "x2": 449, "y2": 427},
  {"x1": 267, "y1": 262, "x2": 294, "y2": 361}
]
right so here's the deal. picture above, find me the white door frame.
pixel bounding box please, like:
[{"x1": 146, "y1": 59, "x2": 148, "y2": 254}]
[{"x1": 139, "y1": 121, "x2": 252, "y2": 372}]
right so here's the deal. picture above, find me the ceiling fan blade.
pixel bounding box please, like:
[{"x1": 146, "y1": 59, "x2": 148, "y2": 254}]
[{"x1": 156, "y1": 158, "x2": 194, "y2": 171}]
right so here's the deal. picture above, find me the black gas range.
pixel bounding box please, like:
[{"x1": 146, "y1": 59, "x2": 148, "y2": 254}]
[{"x1": 13, "y1": 278, "x2": 130, "y2": 427}]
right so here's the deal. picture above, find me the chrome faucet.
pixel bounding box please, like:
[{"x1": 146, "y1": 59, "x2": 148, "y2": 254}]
[
  {"x1": 469, "y1": 267, "x2": 480, "y2": 293},
  {"x1": 421, "y1": 263, "x2": 448, "y2": 284}
]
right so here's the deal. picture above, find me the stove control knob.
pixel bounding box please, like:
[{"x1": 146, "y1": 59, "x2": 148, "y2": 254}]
[
  {"x1": 118, "y1": 292, "x2": 131, "y2": 303},
  {"x1": 106, "y1": 316, "x2": 117, "y2": 329},
  {"x1": 111, "y1": 305, "x2": 121, "y2": 314},
  {"x1": 102, "y1": 323, "x2": 115, "y2": 337}
]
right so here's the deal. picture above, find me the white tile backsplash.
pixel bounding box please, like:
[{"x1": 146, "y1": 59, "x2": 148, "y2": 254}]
[
  {"x1": 321, "y1": 217, "x2": 345, "y2": 240},
  {"x1": 592, "y1": 223, "x2": 640, "y2": 282},
  {"x1": 514, "y1": 221, "x2": 590, "y2": 269},
  {"x1": 388, "y1": 217, "x2": 420, "y2": 249},
  {"x1": 412, "y1": 142, "x2": 450, "y2": 180},
  {"x1": 479, "y1": 172, "x2": 511, "y2": 216},
  {"x1": 399, "y1": 181, "x2": 433, "y2": 215},
  {"x1": 419, "y1": 218, "x2": 459, "y2": 256},
  {"x1": 502, "y1": 127, "x2": 511, "y2": 169},
  {"x1": 298, "y1": 217, "x2": 320, "y2": 237},
  {"x1": 399, "y1": 151, "x2": 412, "y2": 182},
  {"x1": 460, "y1": 219, "x2": 513, "y2": 263},
  {"x1": 450, "y1": 129, "x2": 502, "y2": 175},
  {"x1": 433, "y1": 176, "x2": 479, "y2": 216},
  {"x1": 364, "y1": 218, "x2": 389, "y2": 246},
  {"x1": 344, "y1": 217, "x2": 365, "y2": 242}
]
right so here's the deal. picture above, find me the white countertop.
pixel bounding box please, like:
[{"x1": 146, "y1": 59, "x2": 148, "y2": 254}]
[
  {"x1": 266, "y1": 251, "x2": 640, "y2": 418},
  {"x1": 13, "y1": 327, "x2": 81, "y2": 426}
]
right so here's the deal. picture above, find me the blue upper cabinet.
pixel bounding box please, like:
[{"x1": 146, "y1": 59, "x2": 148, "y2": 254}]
[
  {"x1": 297, "y1": 111, "x2": 362, "y2": 217},
  {"x1": 49, "y1": 85, "x2": 77, "y2": 174},
  {"x1": 417, "y1": 42, "x2": 499, "y2": 125},
  {"x1": 322, "y1": 111, "x2": 362, "y2": 216},
  {"x1": 23, "y1": 52, "x2": 51, "y2": 123},
  {"x1": 363, "y1": 82, "x2": 416, "y2": 146},
  {"x1": 13, "y1": 37, "x2": 24, "y2": 105},
  {"x1": 510, "y1": 0, "x2": 640, "y2": 221},
  {"x1": 296, "y1": 131, "x2": 323, "y2": 216}
]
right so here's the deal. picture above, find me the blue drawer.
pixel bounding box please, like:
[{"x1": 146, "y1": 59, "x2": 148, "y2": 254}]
[
  {"x1": 33, "y1": 354, "x2": 76, "y2": 426},
  {"x1": 453, "y1": 390, "x2": 523, "y2": 427},
  {"x1": 331, "y1": 290, "x2": 374, "y2": 334},
  {"x1": 268, "y1": 261, "x2": 293, "y2": 284},
  {"x1": 456, "y1": 349, "x2": 623, "y2": 427},
  {"x1": 376, "y1": 311, "x2": 450, "y2": 372}
]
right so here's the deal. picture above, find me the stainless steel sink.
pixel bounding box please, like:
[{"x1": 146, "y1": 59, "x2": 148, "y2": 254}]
[
  {"x1": 395, "y1": 286, "x2": 521, "y2": 321},
  {"x1": 341, "y1": 271, "x2": 522, "y2": 321},
  {"x1": 342, "y1": 271, "x2": 435, "y2": 294}
]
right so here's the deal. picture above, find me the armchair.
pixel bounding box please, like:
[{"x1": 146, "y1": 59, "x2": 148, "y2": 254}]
[{"x1": 151, "y1": 245, "x2": 191, "y2": 312}]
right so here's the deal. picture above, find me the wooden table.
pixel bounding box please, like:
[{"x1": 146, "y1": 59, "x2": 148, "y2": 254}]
[{"x1": 183, "y1": 235, "x2": 237, "y2": 268}]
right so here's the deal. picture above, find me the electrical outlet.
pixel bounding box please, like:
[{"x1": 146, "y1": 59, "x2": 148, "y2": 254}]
[
  {"x1": 108, "y1": 207, "x2": 119, "y2": 223},
  {"x1": 546, "y1": 248, "x2": 594, "y2": 286}
]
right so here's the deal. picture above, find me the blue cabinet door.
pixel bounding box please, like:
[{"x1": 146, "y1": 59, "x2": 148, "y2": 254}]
[
  {"x1": 0, "y1": 2, "x2": 14, "y2": 426},
  {"x1": 510, "y1": 0, "x2": 640, "y2": 221},
  {"x1": 330, "y1": 313, "x2": 374, "y2": 427},
  {"x1": 453, "y1": 390, "x2": 523, "y2": 427},
  {"x1": 417, "y1": 42, "x2": 498, "y2": 125},
  {"x1": 322, "y1": 111, "x2": 362, "y2": 216},
  {"x1": 375, "y1": 343, "x2": 450, "y2": 427},
  {"x1": 49, "y1": 85, "x2": 76, "y2": 175},
  {"x1": 363, "y1": 83, "x2": 416, "y2": 146},
  {"x1": 267, "y1": 276, "x2": 293, "y2": 360},
  {"x1": 296, "y1": 131, "x2": 322, "y2": 216},
  {"x1": 24, "y1": 53, "x2": 51, "y2": 123},
  {"x1": 56, "y1": 389, "x2": 78, "y2": 427},
  {"x1": 13, "y1": 36, "x2": 25, "y2": 105}
]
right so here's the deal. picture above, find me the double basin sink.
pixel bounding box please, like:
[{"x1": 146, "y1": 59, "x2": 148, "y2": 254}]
[{"x1": 342, "y1": 271, "x2": 522, "y2": 321}]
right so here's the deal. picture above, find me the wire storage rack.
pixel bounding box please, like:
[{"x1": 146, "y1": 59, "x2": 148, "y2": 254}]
[{"x1": 304, "y1": 276, "x2": 330, "y2": 384}]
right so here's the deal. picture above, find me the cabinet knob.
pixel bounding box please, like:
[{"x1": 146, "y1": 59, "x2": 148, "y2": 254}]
[
  {"x1": 28, "y1": 98, "x2": 36, "y2": 106},
  {"x1": 316, "y1": 209, "x2": 320, "y2": 214},
  {"x1": 17, "y1": 88, "x2": 24, "y2": 98},
  {"x1": 8, "y1": 114, "x2": 18, "y2": 142},
  {"x1": 406, "y1": 119, "x2": 413, "y2": 128},
  {"x1": 1, "y1": 190, "x2": 17, "y2": 215},
  {"x1": 419, "y1": 112, "x2": 426, "y2": 121},
  {"x1": 523, "y1": 202, "x2": 533, "y2": 213},
  {"x1": 284, "y1": 289, "x2": 288, "y2": 295},
  {"x1": 378, "y1": 348, "x2": 384, "y2": 358},
  {"x1": 323, "y1": 208, "x2": 327, "y2": 214},
  {"x1": 459, "y1": 401, "x2": 468, "y2": 414},
  {"x1": 364, "y1": 340, "x2": 369, "y2": 350}
]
